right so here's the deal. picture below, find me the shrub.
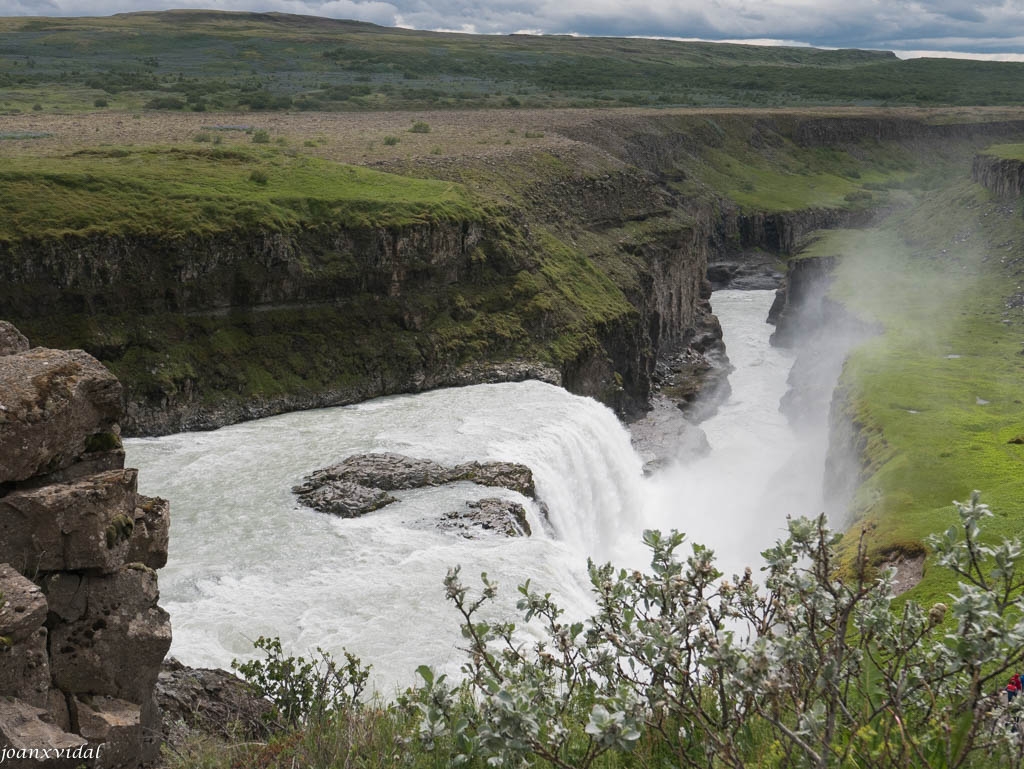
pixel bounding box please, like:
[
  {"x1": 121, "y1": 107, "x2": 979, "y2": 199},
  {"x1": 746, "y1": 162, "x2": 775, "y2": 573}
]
[
  {"x1": 144, "y1": 96, "x2": 185, "y2": 110},
  {"x1": 251, "y1": 129, "x2": 270, "y2": 144},
  {"x1": 216, "y1": 493, "x2": 1024, "y2": 769},
  {"x1": 524, "y1": 131, "x2": 545, "y2": 138},
  {"x1": 193, "y1": 132, "x2": 212, "y2": 143},
  {"x1": 31, "y1": 103, "x2": 42, "y2": 111},
  {"x1": 232, "y1": 636, "x2": 370, "y2": 726},
  {"x1": 382, "y1": 135, "x2": 400, "y2": 146},
  {"x1": 409, "y1": 121, "x2": 431, "y2": 133},
  {"x1": 93, "y1": 97, "x2": 108, "y2": 108},
  {"x1": 248, "y1": 170, "x2": 268, "y2": 185},
  {"x1": 414, "y1": 491, "x2": 1024, "y2": 769},
  {"x1": 239, "y1": 92, "x2": 293, "y2": 111}
]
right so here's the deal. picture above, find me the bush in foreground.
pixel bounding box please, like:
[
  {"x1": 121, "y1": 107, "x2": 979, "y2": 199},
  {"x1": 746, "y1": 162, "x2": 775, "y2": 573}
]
[{"x1": 175, "y1": 493, "x2": 1024, "y2": 768}]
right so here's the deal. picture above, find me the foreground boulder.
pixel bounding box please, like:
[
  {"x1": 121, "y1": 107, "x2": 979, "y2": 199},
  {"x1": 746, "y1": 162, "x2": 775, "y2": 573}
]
[
  {"x1": 0, "y1": 323, "x2": 170, "y2": 768},
  {"x1": 0, "y1": 349, "x2": 122, "y2": 485}
]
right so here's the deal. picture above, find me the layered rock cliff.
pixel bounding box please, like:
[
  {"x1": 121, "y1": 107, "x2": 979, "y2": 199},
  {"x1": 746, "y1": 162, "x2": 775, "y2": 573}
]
[
  {"x1": 5, "y1": 110, "x2": 1022, "y2": 437},
  {"x1": 0, "y1": 321, "x2": 170, "y2": 768},
  {"x1": 3, "y1": 146, "x2": 714, "y2": 434},
  {"x1": 972, "y1": 152, "x2": 1024, "y2": 198}
]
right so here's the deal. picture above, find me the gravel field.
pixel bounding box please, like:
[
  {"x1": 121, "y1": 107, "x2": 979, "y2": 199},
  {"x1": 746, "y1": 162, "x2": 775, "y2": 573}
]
[{"x1": 4, "y1": 105, "x2": 1024, "y2": 167}]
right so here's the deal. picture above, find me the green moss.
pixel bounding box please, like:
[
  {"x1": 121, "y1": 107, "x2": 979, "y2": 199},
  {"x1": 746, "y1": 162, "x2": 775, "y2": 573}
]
[
  {"x1": 667, "y1": 122, "x2": 916, "y2": 213},
  {"x1": 980, "y1": 143, "x2": 1024, "y2": 161},
  {"x1": 84, "y1": 431, "x2": 123, "y2": 453},
  {"x1": 105, "y1": 513, "x2": 134, "y2": 548}
]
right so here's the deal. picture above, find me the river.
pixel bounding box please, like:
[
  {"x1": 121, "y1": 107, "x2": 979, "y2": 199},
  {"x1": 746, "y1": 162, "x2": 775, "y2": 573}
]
[{"x1": 127, "y1": 289, "x2": 828, "y2": 694}]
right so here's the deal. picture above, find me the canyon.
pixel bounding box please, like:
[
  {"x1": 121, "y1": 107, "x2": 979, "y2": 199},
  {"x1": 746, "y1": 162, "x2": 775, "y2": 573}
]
[{"x1": 3, "y1": 104, "x2": 1024, "y2": 765}]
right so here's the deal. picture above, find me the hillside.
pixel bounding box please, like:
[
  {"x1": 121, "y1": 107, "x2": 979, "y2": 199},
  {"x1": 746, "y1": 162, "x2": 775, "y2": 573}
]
[{"x1": 2, "y1": 10, "x2": 1024, "y2": 114}]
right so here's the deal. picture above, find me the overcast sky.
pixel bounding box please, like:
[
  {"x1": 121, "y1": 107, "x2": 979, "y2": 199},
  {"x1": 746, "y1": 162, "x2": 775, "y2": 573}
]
[{"x1": 3, "y1": 0, "x2": 1024, "y2": 60}]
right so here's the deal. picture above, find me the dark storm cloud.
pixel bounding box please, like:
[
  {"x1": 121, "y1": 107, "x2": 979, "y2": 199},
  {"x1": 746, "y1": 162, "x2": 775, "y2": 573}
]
[{"x1": 1, "y1": 0, "x2": 1022, "y2": 56}]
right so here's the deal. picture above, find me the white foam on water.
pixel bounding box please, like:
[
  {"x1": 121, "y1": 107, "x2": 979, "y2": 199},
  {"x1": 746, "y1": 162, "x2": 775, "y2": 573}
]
[{"x1": 128, "y1": 289, "x2": 825, "y2": 693}]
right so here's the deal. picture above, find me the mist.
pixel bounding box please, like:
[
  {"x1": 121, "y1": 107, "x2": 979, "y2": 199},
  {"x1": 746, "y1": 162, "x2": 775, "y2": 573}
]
[{"x1": 641, "y1": 289, "x2": 840, "y2": 579}]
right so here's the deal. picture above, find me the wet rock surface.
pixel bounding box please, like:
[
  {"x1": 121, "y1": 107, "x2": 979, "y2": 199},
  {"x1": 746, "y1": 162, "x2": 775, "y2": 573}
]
[
  {"x1": 647, "y1": 299, "x2": 733, "y2": 423},
  {"x1": 629, "y1": 394, "x2": 712, "y2": 475},
  {"x1": 440, "y1": 498, "x2": 532, "y2": 538},
  {"x1": 707, "y1": 253, "x2": 784, "y2": 291},
  {"x1": 293, "y1": 452, "x2": 538, "y2": 532}
]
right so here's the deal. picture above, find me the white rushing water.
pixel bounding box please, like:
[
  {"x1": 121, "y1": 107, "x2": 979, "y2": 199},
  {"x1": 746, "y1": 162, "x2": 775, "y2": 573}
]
[
  {"x1": 645, "y1": 290, "x2": 826, "y2": 579},
  {"x1": 127, "y1": 289, "x2": 825, "y2": 693}
]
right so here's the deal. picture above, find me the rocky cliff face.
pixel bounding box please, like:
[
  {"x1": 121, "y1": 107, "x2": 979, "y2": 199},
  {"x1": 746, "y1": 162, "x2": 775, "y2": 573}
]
[
  {"x1": 972, "y1": 153, "x2": 1024, "y2": 198},
  {"x1": 793, "y1": 117, "x2": 1024, "y2": 147},
  {"x1": 725, "y1": 208, "x2": 874, "y2": 256},
  {"x1": 767, "y1": 254, "x2": 882, "y2": 522},
  {"x1": 0, "y1": 321, "x2": 170, "y2": 768},
  {"x1": 6, "y1": 111, "x2": 1018, "y2": 438},
  {"x1": 0, "y1": 222, "x2": 487, "y2": 320}
]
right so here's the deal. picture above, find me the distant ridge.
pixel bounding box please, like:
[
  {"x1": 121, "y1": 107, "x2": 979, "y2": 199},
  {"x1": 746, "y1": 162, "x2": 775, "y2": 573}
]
[{"x1": 0, "y1": 10, "x2": 1018, "y2": 111}]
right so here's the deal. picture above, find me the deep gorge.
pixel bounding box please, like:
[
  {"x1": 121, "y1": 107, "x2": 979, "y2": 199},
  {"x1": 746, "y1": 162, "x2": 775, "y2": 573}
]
[
  {"x1": 8, "y1": 110, "x2": 1021, "y2": 438},
  {"x1": 4, "y1": 105, "x2": 1024, "y2": 764}
]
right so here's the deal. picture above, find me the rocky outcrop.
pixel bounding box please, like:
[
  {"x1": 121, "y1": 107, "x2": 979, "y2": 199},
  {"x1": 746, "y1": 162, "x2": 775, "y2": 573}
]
[
  {"x1": 0, "y1": 324, "x2": 170, "y2": 768},
  {"x1": 769, "y1": 255, "x2": 842, "y2": 348},
  {"x1": 972, "y1": 153, "x2": 1024, "y2": 198},
  {"x1": 725, "y1": 208, "x2": 875, "y2": 258},
  {"x1": 293, "y1": 453, "x2": 537, "y2": 530},
  {"x1": 0, "y1": 223, "x2": 487, "y2": 320},
  {"x1": 0, "y1": 321, "x2": 30, "y2": 356},
  {"x1": 793, "y1": 117, "x2": 1024, "y2": 148},
  {"x1": 764, "y1": 252, "x2": 885, "y2": 524},
  {"x1": 0, "y1": 349, "x2": 122, "y2": 485},
  {"x1": 440, "y1": 498, "x2": 532, "y2": 538},
  {"x1": 155, "y1": 658, "x2": 272, "y2": 748},
  {"x1": 769, "y1": 255, "x2": 880, "y2": 429}
]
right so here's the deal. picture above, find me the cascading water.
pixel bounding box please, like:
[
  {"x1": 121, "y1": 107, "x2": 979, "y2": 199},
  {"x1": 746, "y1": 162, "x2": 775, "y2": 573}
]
[
  {"x1": 128, "y1": 381, "x2": 647, "y2": 694},
  {"x1": 645, "y1": 290, "x2": 827, "y2": 579},
  {"x1": 127, "y1": 289, "x2": 826, "y2": 692}
]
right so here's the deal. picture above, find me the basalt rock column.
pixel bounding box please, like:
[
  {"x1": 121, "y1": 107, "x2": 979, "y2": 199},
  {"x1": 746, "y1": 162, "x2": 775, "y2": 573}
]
[{"x1": 0, "y1": 320, "x2": 171, "y2": 768}]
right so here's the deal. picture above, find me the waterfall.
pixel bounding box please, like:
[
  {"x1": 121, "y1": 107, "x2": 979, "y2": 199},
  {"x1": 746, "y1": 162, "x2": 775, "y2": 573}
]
[
  {"x1": 127, "y1": 380, "x2": 648, "y2": 693},
  {"x1": 126, "y1": 289, "x2": 821, "y2": 693}
]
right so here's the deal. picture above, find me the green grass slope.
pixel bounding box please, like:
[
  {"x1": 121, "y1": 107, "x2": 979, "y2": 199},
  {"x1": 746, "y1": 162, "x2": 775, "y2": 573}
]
[
  {"x1": 0, "y1": 146, "x2": 480, "y2": 241},
  {"x1": 801, "y1": 159, "x2": 1024, "y2": 606}
]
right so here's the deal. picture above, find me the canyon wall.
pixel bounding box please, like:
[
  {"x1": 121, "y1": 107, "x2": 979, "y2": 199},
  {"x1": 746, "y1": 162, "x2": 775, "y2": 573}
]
[
  {"x1": 972, "y1": 152, "x2": 1024, "y2": 198},
  {"x1": 4, "y1": 111, "x2": 1023, "y2": 437},
  {"x1": 0, "y1": 322, "x2": 170, "y2": 768}
]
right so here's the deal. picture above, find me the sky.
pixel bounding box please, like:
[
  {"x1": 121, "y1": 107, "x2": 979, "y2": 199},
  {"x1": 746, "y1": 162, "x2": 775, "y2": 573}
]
[{"x1": 3, "y1": 0, "x2": 1024, "y2": 60}]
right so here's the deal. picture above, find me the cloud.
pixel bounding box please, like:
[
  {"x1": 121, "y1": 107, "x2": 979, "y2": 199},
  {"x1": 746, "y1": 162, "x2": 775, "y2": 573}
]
[{"x1": 2, "y1": 0, "x2": 1023, "y2": 56}]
